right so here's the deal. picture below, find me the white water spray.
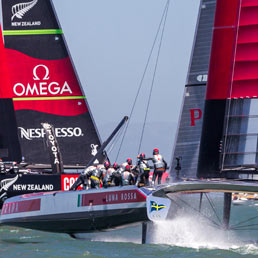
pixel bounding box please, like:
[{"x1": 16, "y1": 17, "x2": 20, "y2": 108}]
[{"x1": 148, "y1": 215, "x2": 242, "y2": 250}]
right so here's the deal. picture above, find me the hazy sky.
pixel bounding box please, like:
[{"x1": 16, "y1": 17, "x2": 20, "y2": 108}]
[
  {"x1": 53, "y1": 0, "x2": 199, "y2": 122},
  {"x1": 1, "y1": 0, "x2": 201, "y2": 163}
]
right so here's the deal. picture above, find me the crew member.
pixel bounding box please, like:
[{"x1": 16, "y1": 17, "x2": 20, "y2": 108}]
[
  {"x1": 175, "y1": 156, "x2": 182, "y2": 179},
  {"x1": 103, "y1": 162, "x2": 116, "y2": 187},
  {"x1": 121, "y1": 165, "x2": 135, "y2": 186},
  {"x1": 135, "y1": 153, "x2": 150, "y2": 187},
  {"x1": 122, "y1": 158, "x2": 134, "y2": 170},
  {"x1": 147, "y1": 148, "x2": 167, "y2": 185},
  {"x1": 112, "y1": 163, "x2": 123, "y2": 186},
  {"x1": 70, "y1": 165, "x2": 95, "y2": 190},
  {"x1": 83, "y1": 165, "x2": 104, "y2": 189}
]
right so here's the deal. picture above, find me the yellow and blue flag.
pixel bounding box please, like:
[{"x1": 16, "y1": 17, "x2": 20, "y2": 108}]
[{"x1": 150, "y1": 201, "x2": 166, "y2": 212}]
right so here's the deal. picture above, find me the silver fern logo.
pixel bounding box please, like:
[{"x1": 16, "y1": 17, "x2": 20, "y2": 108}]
[
  {"x1": 11, "y1": 0, "x2": 38, "y2": 21},
  {"x1": 0, "y1": 175, "x2": 19, "y2": 192}
]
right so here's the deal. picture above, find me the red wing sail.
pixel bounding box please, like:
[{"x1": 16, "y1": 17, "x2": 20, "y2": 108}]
[
  {"x1": 0, "y1": 23, "x2": 22, "y2": 161},
  {"x1": 198, "y1": 0, "x2": 258, "y2": 178},
  {"x1": 1, "y1": 0, "x2": 103, "y2": 166}
]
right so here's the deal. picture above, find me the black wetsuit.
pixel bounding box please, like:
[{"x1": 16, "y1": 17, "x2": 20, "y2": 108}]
[{"x1": 135, "y1": 159, "x2": 150, "y2": 187}]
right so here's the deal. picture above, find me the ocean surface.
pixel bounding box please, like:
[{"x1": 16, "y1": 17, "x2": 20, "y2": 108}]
[{"x1": 1, "y1": 221, "x2": 258, "y2": 258}]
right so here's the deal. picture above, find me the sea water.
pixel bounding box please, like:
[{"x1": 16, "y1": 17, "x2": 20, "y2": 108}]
[{"x1": 1, "y1": 221, "x2": 258, "y2": 258}]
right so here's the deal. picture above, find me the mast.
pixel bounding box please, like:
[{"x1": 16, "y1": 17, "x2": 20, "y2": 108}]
[
  {"x1": 197, "y1": 0, "x2": 258, "y2": 179},
  {"x1": 1, "y1": 0, "x2": 104, "y2": 167},
  {"x1": 170, "y1": 0, "x2": 216, "y2": 178}
]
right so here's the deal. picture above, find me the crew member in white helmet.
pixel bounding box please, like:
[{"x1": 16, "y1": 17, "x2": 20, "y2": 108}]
[{"x1": 146, "y1": 148, "x2": 167, "y2": 185}]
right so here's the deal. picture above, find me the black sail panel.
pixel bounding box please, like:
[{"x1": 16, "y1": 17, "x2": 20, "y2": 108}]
[
  {"x1": 1, "y1": 0, "x2": 104, "y2": 166},
  {"x1": 170, "y1": 0, "x2": 216, "y2": 178}
]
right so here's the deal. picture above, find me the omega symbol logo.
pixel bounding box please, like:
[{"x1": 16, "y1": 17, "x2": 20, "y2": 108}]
[
  {"x1": 13, "y1": 64, "x2": 73, "y2": 97},
  {"x1": 33, "y1": 64, "x2": 50, "y2": 81}
]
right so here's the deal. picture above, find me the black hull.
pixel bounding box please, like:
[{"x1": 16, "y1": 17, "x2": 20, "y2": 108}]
[{"x1": 1, "y1": 207, "x2": 148, "y2": 234}]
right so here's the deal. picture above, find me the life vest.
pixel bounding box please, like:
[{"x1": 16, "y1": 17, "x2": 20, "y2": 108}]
[
  {"x1": 139, "y1": 160, "x2": 150, "y2": 171},
  {"x1": 153, "y1": 154, "x2": 165, "y2": 169},
  {"x1": 91, "y1": 168, "x2": 103, "y2": 179},
  {"x1": 104, "y1": 168, "x2": 115, "y2": 182},
  {"x1": 116, "y1": 167, "x2": 124, "y2": 175},
  {"x1": 122, "y1": 171, "x2": 132, "y2": 185}
]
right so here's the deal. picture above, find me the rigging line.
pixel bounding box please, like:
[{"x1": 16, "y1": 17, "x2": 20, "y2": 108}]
[
  {"x1": 175, "y1": 196, "x2": 221, "y2": 228},
  {"x1": 204, "y1": 193, "x2": 222, "y2": 225},
  {"x1": 231, "y1": 223, "x2": 258, "y2": 230},
  {"x1": 114, "y1": 123, "x2": 129, "y2": 162},
  {"x1": 230, "y1": 214, "x2": 258, "y2": 228},
  {"x1": 138, "y1": 0, "x2": 170, "y2": 153},
  {"x1": 115, "y1": 0, "x2": 170, "y2": 161},
  {"x1": 106, "y1": 122, "x2": 126, "y2": 156},
  {"x1": 231, "y1": 228, "x2": 258, "y2": 231}
]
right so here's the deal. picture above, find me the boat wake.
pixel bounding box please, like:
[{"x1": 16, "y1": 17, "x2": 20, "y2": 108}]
[
  {"x1": 148, "y1": 216, "x2": 258, "y2": 255},
  {"x1": 73, "y1": 225, "x2": 142, "y2": 244}
]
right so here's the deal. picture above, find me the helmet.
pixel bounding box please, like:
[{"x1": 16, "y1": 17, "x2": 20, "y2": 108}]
[
  {"x1": 104, "y1": 161, "x2": 110, "y2": 169},
  {"x1": 113, "y1": 162, "x2": 120, "y2": 169},
  {"x1": 139, "y1": 153, "x2": 145, "y2": 160},
  {"x1": 153, "y1": 148, "x2": 159, "y2": 155},
  {"x1": 126, "y1": 158, "x2": 132, "y2": 166},
  {"x1": 125, "y1": 165, "x2": 131, "y2": 171}
]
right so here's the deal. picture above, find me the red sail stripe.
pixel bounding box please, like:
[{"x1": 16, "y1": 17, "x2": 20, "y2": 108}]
[
  {"x1": 3, "y1": 49, "x2": 84, "y2": 98},
  {"x1": 0, "y1": 25, "x2": 11, "y2": 97}
]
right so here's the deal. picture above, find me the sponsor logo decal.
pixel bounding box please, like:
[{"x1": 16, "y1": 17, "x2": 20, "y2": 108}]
[
  {"x1": 190, "y1": 109, "x2": 202, "y2": 126},
  {"x1": 61, "y1": 175, "x2": 82, "y2": 191},
  {"x1": 0, "y1": 175, "x2": 20, "y2": 192},
  {"x1": 1, "y1": 198, "x2": 41, "y2": 215},
  {"x1": 91, "y1": 144, "x2": 98, "y2": 156},
  {"x1": 12, "y1": 184, "x2": 54, "y2": 191},
  {"x1": 42, "y1": 123, "x2": 61, "y2": 165},
  {"x1": 197, "y1": 74, "x2": 207, "y2": 82},
  {"x1": 91, "y1": 144, "x2": 99, "y2": 163},
  {"x1": 0, "y1": 175, "x2": 20, "y2": 202},
  {"x1": 150, "y1": 201, "x2": 166, "y2": 212},
  {"x1": 18, "y1": 126, "x2": 84, "y2": 140},
  {"x1": 77, "y1": 189, "x2": 146, "y2": 207},
  {"x1": 13, "y1": 65, "x2": 73, "y2": 97},
  {"x1": 11, "y1": 0, "x2": 41, "y2": 26}
]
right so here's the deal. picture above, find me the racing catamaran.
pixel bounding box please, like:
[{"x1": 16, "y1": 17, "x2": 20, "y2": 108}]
[
  {"x1": 0, "y1": 0, "x2": 105, "y2": 205},
  {"x1": 3, "y1": 0, "x2": 258, "y2": 243},
  {"x1": 147, "y1": 0, "x2": 258, "y2": 242}
]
